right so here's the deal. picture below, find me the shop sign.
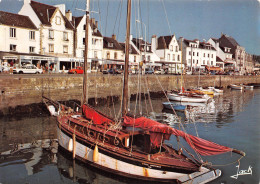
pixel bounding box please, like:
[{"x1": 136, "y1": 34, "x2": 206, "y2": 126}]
[
  {"x1": 3, "y1": 56, "x2": 18, "y2": 60},
  {"x1": 20, "y1": 56, "x2": 54, "y2": 61}
]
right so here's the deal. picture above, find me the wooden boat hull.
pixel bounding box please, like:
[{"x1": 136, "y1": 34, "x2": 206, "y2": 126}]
[
  {"x1": 230, "y1": 84, "x2": 244, "y2": 90},
  {"x1": 193, "y1": 89, "x2": 214, "y2": 95},
  {"x1": 162, "y1": 102, "x2": 186, "y2": 111},
  {"x1": 57, "y1": 122, "x2": 221, "y2": 183},
  {"x1": 244, "y1": 85, "x2": 254, "y2": 90},
  {"x1": 167, "y1": 93, "x2": 209, "y2": 103}
]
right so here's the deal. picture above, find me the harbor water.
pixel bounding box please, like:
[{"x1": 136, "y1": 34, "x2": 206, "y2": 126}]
[{"x1": 0, "y1": 88, "x2": 259, "y2": 184}]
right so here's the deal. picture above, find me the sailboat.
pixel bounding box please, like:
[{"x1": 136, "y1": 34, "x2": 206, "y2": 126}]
[
  {"x1": 167, "y1": 39, "x2": 210, "y2": 103},
  {"x1": 52, "y1": 0, "x2": 246, "y2": 183}
]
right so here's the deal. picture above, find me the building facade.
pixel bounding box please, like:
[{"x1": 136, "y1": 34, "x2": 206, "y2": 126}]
[
  {"x1": 180, "y1": 38, "x2": 217, "y2": 73},
  {"x1": 152, "y1": 35, "x2": 182, "y2": 74}
]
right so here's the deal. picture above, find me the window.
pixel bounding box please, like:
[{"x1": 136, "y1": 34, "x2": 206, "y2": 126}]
[
  {"x1": 167, "y1": 54, "x2": 170, "y2": 61},
  {"x1": 193, "y1": 59, "x2": 195, "y2": 64},
  {"x1": 29, "y1": 46, "x2": 35, "y2": 53},
  {"x1": 56, "y1": 16, "x2": 61, "y2": 25},
  {"x1": 203, "y1": 53, "x2": 205, "y2": 57},
  {"x1": 83, "y1": 38, "x2": 85, "y2": 45},
  {"x1": 197, "y1": 60, "x2": 198, "y2": 64},
  {"x1": 177, "y1": 55, "x2": 180, "y2": 61},
  {"x1": 147, "y1": 46, "x2": 150, "y2": 51},
  {"x1": 211, "y1": 54, "x2": 213, "y2": 58},
  {"x1": 83, "y1": 24, "x2": 86, "y2": 30},
  {"x1": 148, "y1": 55, "x2": 151, "y2": 61},
  {"x1": 63, "y1": 32, "x2": 68, "y2": 41},
  {"x1": 134, "y1": 56, "x2": 136, "y2": 62},
  {"x1": 172, "y1": 54, "x2": 175, "y2": 61},
  {"x1": 49, "y1": 44, "x2": 54, "y2": 52},
  {"x1": 189, "y1": 51, "x2": 191, "y2": 55},
  {"x1": 94, "y1": 51, "x2": 97, "y2": 58},
  {"x1": 175, "y1": 46, "x2": 178, "y2": 52},
  {"x1": 108, "y1": 42, "x2": 113, "y2": 48},
  {"x1": 208, "y1": 54, "x2": 210, "y2": 57},
  {"x1": 203, "y1": 60, "x2": 205, "y2": 65},
  {"x1": 10, "y1": 28, "x2": 16, "y2": 38},
  {"x1": 193, "y1": 52, "x2": 195, "y2": 56},
  {"x1": 170, "y1": 45, "x2": 173, "y2": 51},
  {"x1": 29, "y1": 31, "x2": 35, "y2": 40},
  {"x1": 49, "y1": 30, "x2": 54, "y2": 39},
  {"x1": 92, "y1": 38, "x2": 95, "y2": 45},
  {"x1": 106, "y1": 52, "x2": 110, "y2": 59},
  {"x1": 10, "y1": 44, "x2": 16, "y2": 51},
  {"x1": 197, "y1": 52, "x2": 199, "y2": 56},
  {"x1": 211, "y1": 61, "x2": 213, "y2": 65},
  {"x1": 114, "y1": 52, "x2": 117, "y2": 59},
  {"x1": 63, "y1": 45, "x2": 68, "y2": 53}
]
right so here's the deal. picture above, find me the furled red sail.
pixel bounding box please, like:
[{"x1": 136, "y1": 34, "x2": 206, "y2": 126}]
[
  {"x1": 123, "y1": 116, "x2": 232, "y2": 156},
  {"x1": 82, "y1": 104, "x2": 232, "y2": 156},
  {"x1": 82, "y1": 104, "x2": 114, "y2": 125}
]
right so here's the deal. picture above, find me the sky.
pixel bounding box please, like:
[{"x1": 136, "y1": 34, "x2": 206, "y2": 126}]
[{"x1": 0, "y1": 0, "x2": 259, "y2": 55}]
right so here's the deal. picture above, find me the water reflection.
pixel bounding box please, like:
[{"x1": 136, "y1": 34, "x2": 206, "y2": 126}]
[{"x1": 0, "y1": 88, "x2": 258, "y2": 184}]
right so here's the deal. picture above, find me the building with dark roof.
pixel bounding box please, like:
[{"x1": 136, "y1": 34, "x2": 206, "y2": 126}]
[
  {"x1": 179, "y1": 38, "x2": 217, "y2": 72},
  {"x1": 218, "y1": 33, "x2": 246, "y2": 74},
  {"x1": 0, "y1": 11, "x2": 55, "y2": 67},
  {"x1": 18, "y1": 0, "x2": 75, "y2": 71},
  {"x1": 151, "y1": 35, "x2": 183, "y2": 74}
]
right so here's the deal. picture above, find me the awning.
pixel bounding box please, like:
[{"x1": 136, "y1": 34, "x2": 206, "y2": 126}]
[{"x1": 205, "y1": 66, "x2": 222, "y2": 71}]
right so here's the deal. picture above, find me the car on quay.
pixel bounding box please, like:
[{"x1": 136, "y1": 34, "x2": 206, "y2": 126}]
[
  {"x1": 145, "y1": 68, "x2": 154, "y2": 74},
  {"x1": 13, "y1": 64, "x2": 43, "y2": 74},
  {"x1": 68, "y1": 66, "x2": 84, "y2": 74},
  {"x1": 154, "y1": 69, "x2": 165, "y2": 75},
  {"x1": 103, "y1": 68, "x2": 122, "y2": 74}
]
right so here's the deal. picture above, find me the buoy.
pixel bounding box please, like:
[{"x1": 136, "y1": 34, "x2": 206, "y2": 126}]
[
  {"x1": 73, "y1": 133, "x2": 76, "y2": 159},
  {"x1": 93, "y1": 144, "x2": 99, "y2": 162},
  {"x1": 68, "y1": 138, "x2": 73, "y2": 152}
]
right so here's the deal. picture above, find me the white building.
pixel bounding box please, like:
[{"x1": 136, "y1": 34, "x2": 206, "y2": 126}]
[
  {"x1": 19, "y1": 0, "x2": 74, "y2": 72},
  {"x1": 152, "y1": 35, "x2": 182, "y2": 74},
  {"x1": 131, "y1": 37, "x2": 160, "y2": 70},
  {"x1": 73, "y1": 16, "x2": 103, "y2": 72},
  {"x1": 0, "y1": 10, "x2": 57, "y2": 71},
  {"x1": 208, "y1": 38, "x2": 234, "y2": 71},
  {"x1": 180, "y1": 38, "x2": 217, "y2": 73}
]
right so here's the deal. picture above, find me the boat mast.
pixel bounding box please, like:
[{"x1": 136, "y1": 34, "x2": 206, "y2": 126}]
[
  {"x1": 180, "y1": 38, "x2": 183, "y2": 91},
  {"x1": 122, "y1": 0, "x2": 132, "y2": 117},
  {"x1": 83, "y1": 0, "x2": 90, "y2": 105}
]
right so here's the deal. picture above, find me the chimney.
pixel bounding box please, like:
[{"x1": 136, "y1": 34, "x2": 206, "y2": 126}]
[
  {"x1": 24, "y1": 0, "x2": 31, "y2": 4},
  {"x1": 151, "y1": 35, "x2": 157, "y2": 52},
  {"x1": 95, "y1": 21, "x2": 98, "y2": 28},
  {"x1": 65, "y1": 10, "x2": 72, "y2": 21},
  {"x1": 112, "y1": 34, "x2": 116, "y2": 40},
  {"x1": 90, "y1": 18, "x2": 95, "y2": 26}
]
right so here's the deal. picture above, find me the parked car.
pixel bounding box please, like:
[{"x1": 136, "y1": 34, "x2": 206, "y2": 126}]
[
  {"x1": 68, "y1": 66, "x2": 83, "y2": 74},
  {"x1": 103, "y1": 68, "x2": 122, "y2": 74},
  {"x1": 154, "y1": 69, "x2": 165, "y2": 75},
  {"x1": 145, "y1": 68, "x2": 154, "y2": 74},
  {"x1": 13, "y1": 64, "x2": 42, "y2": 74},
  {"x1": 102, "y1": 70, "x2": 109, "y2": 74}
]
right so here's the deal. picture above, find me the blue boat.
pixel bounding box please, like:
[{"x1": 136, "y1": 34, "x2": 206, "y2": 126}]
[{"x1": 162, "y1": 102, "x2": 186, "y2": 111}]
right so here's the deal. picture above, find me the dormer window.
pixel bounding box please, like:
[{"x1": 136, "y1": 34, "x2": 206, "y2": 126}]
[
  {"x1": 108, "y1": 42, "x2": 113, "y2": 48},
  {"x1": 94, "y1": 28, "x2": 97, "y2": 33},
  {"x1": 56, "y1": 16, "x2": 61, "y2": 25}
]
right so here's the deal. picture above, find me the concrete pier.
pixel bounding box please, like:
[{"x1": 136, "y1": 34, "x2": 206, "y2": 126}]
[{"x1": 0, "y1": 74, "x2": 259, "y2": 115}]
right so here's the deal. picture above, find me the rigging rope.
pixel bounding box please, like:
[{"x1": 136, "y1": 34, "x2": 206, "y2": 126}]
[{"x1": 160, "y1": 0, "x2": 173, "y2": 36}]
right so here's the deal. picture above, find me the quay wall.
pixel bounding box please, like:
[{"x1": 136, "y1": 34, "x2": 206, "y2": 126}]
[{"x1": 0, "y1": 75, "x2": 259, "y2": 115}]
